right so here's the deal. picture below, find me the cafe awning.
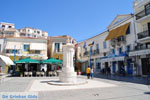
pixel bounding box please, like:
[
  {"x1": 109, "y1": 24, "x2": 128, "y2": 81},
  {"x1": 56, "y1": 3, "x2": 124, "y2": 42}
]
[
  {"x1": 15, "y1": 57, "x2": 40, "y2": 64},
  {"x1": 105, "y1": 23, "x2": 130, "y2": 41},
  {"x1": 42, "y1": 58, "x2": 62, "y2": 64}
]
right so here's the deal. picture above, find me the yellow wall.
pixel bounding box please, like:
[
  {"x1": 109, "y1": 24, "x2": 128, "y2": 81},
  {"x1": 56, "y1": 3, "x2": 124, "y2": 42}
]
[{"x1": 53, "y1": 53, "x2": 63, "y2": 60}]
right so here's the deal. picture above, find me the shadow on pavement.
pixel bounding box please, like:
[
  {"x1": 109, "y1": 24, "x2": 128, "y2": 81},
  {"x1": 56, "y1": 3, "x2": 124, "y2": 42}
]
[{"x1": 94, "y1": 73, "x2": 149, "y2": 85}]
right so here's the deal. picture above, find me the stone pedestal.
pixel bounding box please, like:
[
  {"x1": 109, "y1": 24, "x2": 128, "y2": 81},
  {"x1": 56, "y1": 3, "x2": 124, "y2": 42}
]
[{"x1": 59, "y1": 42, "x2": 77, "y2": 83}]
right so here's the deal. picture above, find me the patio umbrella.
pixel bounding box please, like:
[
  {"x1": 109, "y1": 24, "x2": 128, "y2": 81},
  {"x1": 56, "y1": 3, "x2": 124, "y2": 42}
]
[
  {"x1": 15, "y1": 57, "x2": 40, "y2": 64},
  {"x1": 42, "y1": 58, "x2": 62, "y2": 64}
]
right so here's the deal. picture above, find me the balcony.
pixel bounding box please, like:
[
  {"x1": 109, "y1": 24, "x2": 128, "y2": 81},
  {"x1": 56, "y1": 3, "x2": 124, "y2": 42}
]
[
  {"x1": 136, "y1": 7, "x2": 150, "y2": 20},
  {"x1": 83, "y1": 49, "x2": 100, "y2": 57},
  {"x1": 137, "y1": 30, "x2": 150, "y2": 42},
  {"x1": 134, "y1": 0, "x2": 148, "y2": 7}
]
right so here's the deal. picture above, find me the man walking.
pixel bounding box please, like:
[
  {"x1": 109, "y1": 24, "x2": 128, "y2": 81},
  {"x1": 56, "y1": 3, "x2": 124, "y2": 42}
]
[{"x1": 86, "y1": 66, "x2": 91, "y2": 79}]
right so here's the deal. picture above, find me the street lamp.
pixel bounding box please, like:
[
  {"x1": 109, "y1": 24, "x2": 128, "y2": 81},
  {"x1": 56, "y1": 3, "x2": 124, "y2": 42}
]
[{"x1": 88, "y1": 41, "x2": 94, "y2": 68}]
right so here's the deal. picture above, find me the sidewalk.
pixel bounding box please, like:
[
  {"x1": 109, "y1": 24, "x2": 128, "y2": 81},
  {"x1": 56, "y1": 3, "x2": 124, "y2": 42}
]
[{"x1": 94, "y1": 73, "x2": 149, "y2": 85}]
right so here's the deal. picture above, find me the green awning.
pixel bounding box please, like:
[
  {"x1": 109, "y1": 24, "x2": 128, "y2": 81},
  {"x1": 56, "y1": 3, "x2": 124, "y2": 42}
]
[
  {"x1": 15, "y1": 57, "x2": 40, "y2": 64},
  {"x1": 42, "y1": 58, "x2": 62, "y2": 64}
]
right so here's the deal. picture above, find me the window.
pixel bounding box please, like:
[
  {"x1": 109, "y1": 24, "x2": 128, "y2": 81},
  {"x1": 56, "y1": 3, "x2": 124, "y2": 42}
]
[
  {"x1": 126, "y1": 45, "x2": 130, "y2": 52},
  {"x1": 28, "y1": 29, "x2": 30, "y2": 32},
  {"x1": 42, "y1": 34, "x2": 44, "y2": 36},
  {"x1": 118, "y1": 47, "x2": 122, "y2": 54},
  {"x1": 55, "y1": 43, "x2": 60, "y2": 52},
  {"x1": 103, "y1": 42, "x2": 107, "y2": 49},
  {"x1": 126, "y1": 25, "x2": 130, "y2": 34},
  {"x1": 112, "y1": 49, "x2": 115, "y2": 54},
  {"x1": 96, "y1": 44, "x2": 99, "y2": 53},
  {"x1": 37, "y1": 31, "x2": 40, "y2": 34},
  {"x1": 62, "y1": 43, "x2": 66, "y2": 45},
  {"x1": 2, "y1": 25, "x2": 5, "y2": 27},
  {"x1": 34, "y1": 35, "x2": 37, "y2": 38},
  {"x1": 28, "y1": 34, "x2": 30, "y2": 37},
  {"x1": 8, "y1": 26, "x2": 12, "y2": 28},
  {"x1": 6, "y1": 49, "x2": 19, "y2": 54},
  {"x1": 145, "y1": 3, "x2": 150, "y2": 15},
  {"x1": 96, "y1": 63, "x2": 101, "y2": 69},
  {"x1": 103, "y1": 52, "x2": 106, "y2": 56},
  {"x1": 90, "y1": 46, "x2": 93, "y2": 54},
  {"x1": 35, "y1": 50, "x2": 40, "y2": 54},
  {"x1": 24, "y1": 44, "x2": 30, "y2": 52}
]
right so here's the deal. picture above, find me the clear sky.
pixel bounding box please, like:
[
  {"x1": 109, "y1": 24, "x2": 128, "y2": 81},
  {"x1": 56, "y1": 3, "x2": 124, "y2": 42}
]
[{"x1": 0, "y1": 0, "x2": 135, "y2": 42}]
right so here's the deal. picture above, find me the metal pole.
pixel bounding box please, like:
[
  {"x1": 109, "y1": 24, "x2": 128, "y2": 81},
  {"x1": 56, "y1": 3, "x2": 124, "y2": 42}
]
[
  {"x1": 14, "y1": 45, "x2": 16, "y2": 62},
  {"x1": 89, "y1": 46, "x2": 92, "y2": 68}
]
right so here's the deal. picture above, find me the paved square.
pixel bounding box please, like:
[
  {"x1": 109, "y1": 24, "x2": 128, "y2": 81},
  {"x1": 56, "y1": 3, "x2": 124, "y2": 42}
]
[
  {"x1": 28, "y1": 78, "x2": 117, "y2": 92},
  {"x1": 0, "y1": 76, "x2": 150, "y2": 100}
]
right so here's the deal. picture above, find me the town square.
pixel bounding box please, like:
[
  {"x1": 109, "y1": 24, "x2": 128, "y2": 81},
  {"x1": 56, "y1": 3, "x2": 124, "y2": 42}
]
[{"x1": 0, "y1": 0, "x2": 150, "y2": 100}]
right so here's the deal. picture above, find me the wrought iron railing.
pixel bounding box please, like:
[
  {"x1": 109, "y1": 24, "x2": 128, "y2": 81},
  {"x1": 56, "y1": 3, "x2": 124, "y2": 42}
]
[
  {"x1": 137, "y1": 30, "x2": 150, "y2": 39},
  {"x1": 136, "y1": 8, "x2": 150, "y2": 20}
]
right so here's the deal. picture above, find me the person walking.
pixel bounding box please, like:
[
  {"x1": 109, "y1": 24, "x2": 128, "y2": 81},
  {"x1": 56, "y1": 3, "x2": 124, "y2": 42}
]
[
  {"x1": 90, "y1": 67, "x2": 94, "y2": 79},
  {"x1": 86, "y1": 66, "x2": 91, "y2": 79}
]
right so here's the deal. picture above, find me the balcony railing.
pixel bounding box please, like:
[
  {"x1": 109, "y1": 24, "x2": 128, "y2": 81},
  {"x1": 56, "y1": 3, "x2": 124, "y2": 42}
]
[
  {"x1": 136, "y1": 8, "x2": 150, "y2": 20},
  {"x1": 137, "y1": 30, "x2": 150, "y2": 39},
  {"x1": 83, "y1": 49, "x2": 100, "y2": 57}
]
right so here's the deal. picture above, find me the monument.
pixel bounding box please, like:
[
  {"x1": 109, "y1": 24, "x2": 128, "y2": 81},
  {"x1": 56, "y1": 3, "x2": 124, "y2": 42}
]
[
  {"x1": 48, "y1": 39, "x2": 87, "y2": 86},
  {"x1": 59, "y1": 40, "x2": 77, "y2": 83}
]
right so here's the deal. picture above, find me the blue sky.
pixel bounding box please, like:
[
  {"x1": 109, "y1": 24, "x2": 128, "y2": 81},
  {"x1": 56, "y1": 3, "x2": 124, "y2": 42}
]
[{"x1": 0, "y1": 0, "x2": 134, "y2": 42}]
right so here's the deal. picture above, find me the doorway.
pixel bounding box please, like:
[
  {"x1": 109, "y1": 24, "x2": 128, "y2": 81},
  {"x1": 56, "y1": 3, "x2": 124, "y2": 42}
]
[{"x1": 142, "y1": 58, "x2": 150, "y2": 75}]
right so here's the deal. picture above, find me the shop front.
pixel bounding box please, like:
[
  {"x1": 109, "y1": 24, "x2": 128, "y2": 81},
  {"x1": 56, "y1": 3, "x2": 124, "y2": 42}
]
[{"x1": 129, "y1": 49, "x2": 150, "y2": 76}]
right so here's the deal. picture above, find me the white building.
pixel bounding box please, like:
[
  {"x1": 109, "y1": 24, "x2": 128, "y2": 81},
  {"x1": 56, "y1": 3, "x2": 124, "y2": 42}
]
[
  {"x1": 0, "y1": 37, "x2": 47, "y2": 61},
  {"x1": 104, "y1": 14, "x2": 136, "y2": 75},
  {"x1": 76, "y1": 31, "x2": 109, "y2": 73},
  {"x1": 129, "y1": 0, "x2": 150, "y2": 76},
  {"x1": 18, "y1": 27, "x2": 48, "y2": 39},
  {"x1": 0, "y1": 22, "x2": 20, "y2": 37}
]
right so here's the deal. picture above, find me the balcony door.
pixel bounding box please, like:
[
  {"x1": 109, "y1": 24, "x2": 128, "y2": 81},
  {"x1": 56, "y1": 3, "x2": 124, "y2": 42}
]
[
  {"x1": 148, "y1": 23, "x2": 150, "y2": 31},
  {"x1": 145, "y1": 3, "x2": 150, "y2": 15}
]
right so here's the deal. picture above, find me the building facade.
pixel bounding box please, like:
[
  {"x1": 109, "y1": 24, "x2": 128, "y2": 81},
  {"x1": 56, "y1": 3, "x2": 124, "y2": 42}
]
[
  {"x1": 47, "y1": 35, "x2": 76, "y2": 60},
  {"x1": 18, "y1": 27, "x2": 48, "y2": 39},
  {"x1": 103, "y1": 14, "x2": 136, "y2": 75},
  {"x1": 0, "y1": 22, "x2": 20, "y2": 37},
  {"x1": 0, "y1": 37, "x2": 47, "y2": 61},
  {"x1": 76, "y1": 31, "x2": 109, "y2": 73},
  {"x1": 129, "y1": 0, "x2": 150, "y2": 76}
]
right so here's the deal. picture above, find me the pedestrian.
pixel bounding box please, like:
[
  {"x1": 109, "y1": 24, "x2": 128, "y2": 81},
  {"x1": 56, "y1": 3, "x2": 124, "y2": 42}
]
[
  {"x1": 107, "y1": 67, "x2": 111, "y2": 76},
  {"x1": 86, "y1": 66, "x2": 91, "y2": 79},
  {"x1": 90, "y1": 67, "x2": 94, "y2": 79}
]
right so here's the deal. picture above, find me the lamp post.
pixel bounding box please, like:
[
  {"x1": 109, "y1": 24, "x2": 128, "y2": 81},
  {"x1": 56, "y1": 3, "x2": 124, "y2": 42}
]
[
  {"x1": 88, "y1": 41, "x2": 94, "y2": 68},
  {"x1": 89, "y1": 47, "x2": 92, "y2": 68},
  {"x1": 14, "y1": 45, "x2": 16, "y2": 62}
]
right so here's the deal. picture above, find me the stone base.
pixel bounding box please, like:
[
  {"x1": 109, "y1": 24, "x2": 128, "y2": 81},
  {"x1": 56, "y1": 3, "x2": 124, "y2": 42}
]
[
  {"x1": 47, "y1": 78, "x2": 88, "y2": 86},
  {"x1": 59, "y1": 72, "x2": 77, "y2": 83}
]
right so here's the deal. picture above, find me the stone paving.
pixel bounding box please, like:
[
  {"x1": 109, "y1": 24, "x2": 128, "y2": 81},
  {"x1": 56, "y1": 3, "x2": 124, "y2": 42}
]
[{"x1": 0, "y1": 76, "x2": 150, "y2": 100}]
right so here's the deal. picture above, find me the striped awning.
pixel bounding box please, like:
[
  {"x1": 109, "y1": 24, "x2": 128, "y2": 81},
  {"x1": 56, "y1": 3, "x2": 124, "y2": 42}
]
[{"x1": 105, "y1": 23, "x2": 130, "y2": 41}]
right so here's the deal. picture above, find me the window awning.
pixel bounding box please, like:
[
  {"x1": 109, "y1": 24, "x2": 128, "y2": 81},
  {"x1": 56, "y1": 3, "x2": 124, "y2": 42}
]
[
  {"x1": 0, "y1": 55, "x2": 14, "y2": 65},
  {"x1": 105, "y1": 23, "x2": 130, "y2": 41}
]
